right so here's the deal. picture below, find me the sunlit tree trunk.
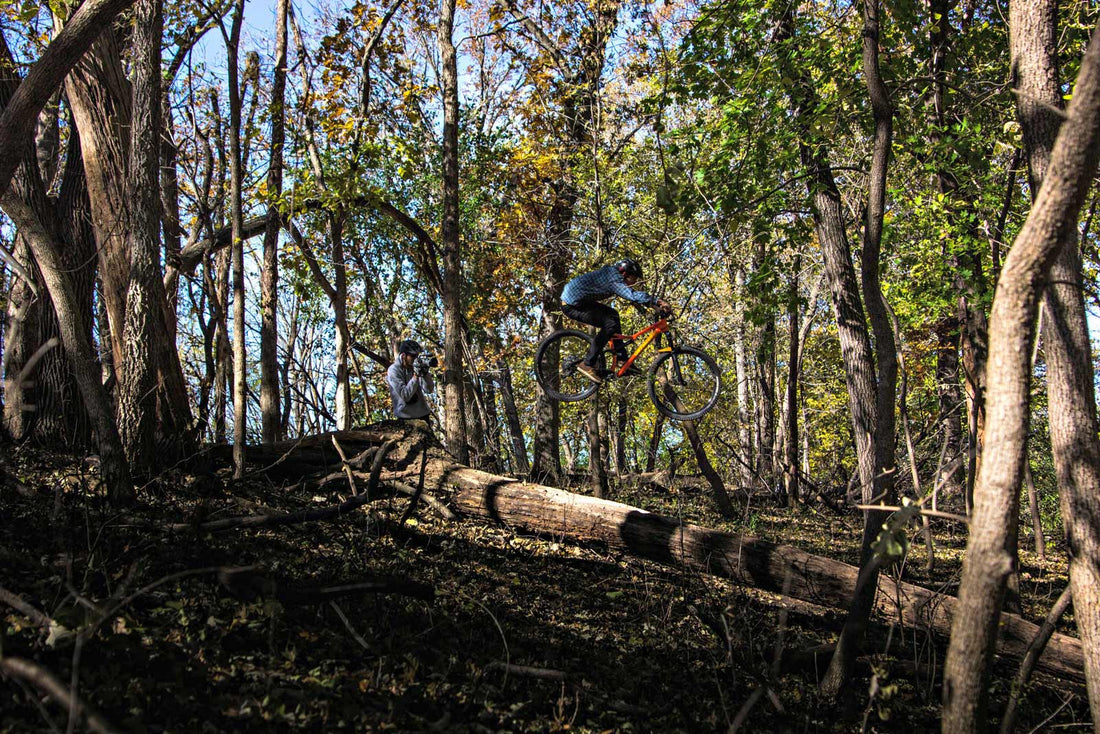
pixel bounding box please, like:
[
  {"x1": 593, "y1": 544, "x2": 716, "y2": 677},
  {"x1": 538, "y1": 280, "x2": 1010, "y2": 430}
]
[
  {"x1": 226, "y1": 0, "x2": 247, "y2": 475},
  {"x1": 62, "y1": 22, "x2": 130, "y2": 377},
  {"x1": 942, "y1": 15, "x2": 1100, "y2": 730},
  {"x1": 1011, "y1": 1, "x2": 1100, "y2": 721},
  {"x1": 488, "y1": 327, "x2": 529, "y2": 475},
  {"x1": 438, "y1": 0, "x2": 468, "y2": 462},
  {"x1": 776, "y1": 0, "x2": 893, "y2": 698},
  {"x1": 117, "y1": 0, "x2": 164, "y2": 474},
  {"x1": 732, "y1": 265, "x2": 754, "y2": 489}
]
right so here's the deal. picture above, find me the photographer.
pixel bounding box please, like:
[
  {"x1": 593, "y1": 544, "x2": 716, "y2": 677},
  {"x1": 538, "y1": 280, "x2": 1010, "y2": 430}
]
[{"x1": 386, "y1": 339, "x2": 436, "y2": 420}]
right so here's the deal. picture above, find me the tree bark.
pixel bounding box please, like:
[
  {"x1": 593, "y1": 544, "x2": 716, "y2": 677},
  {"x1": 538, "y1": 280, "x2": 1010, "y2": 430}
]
[
  {"x1": 733, "y1": 267, "x2": 754, "y2": 489},
  {"x1": 438, "y1": 0, "x2": 468, "y2": 463},
  {"x1": 819, "y1": 0, "x2": 900, "y2": 698},
  {"x1": 782, "y1": 261, "x2": 800, "y2": 505},
  {"x1": 1010, "y1": 1, "x2": 1100, "y2": 723},
  {"x1": 775, "y1": 2, "x2": 887, "y2": 698},
  {"x1": 0, "y1": 0, "x2": 138, "y2": 200},
  {"x1": 116, "y1": 0, "x2": 164, "y2": 475},
  {"x1": 260, "y1": 0, "x2": 288, "y2": 443},
  {"x1": 62, "y1": 21, "x2": 131, "y2": 373},
  {"x1": 587, "y1": 388, "x2": 609, "y2": 498},
  {"x1": 941, "y1": 16, "x2": 1100, "y2": 731},
  {"x1": 226, "y1": 0, "x2": 247, "y2": 476},
  {"x1": 488, "y1": 328, "x2": 529, "y2": 475}
]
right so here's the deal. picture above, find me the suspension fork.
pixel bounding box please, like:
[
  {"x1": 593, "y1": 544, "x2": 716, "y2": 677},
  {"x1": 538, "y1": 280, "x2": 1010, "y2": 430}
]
[{"x1": 660, "y1": 329, "x2": 687, "y2": 385}]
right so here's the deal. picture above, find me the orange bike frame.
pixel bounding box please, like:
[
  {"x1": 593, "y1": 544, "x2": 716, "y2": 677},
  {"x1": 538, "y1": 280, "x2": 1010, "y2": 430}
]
[{"x1": 610, "y1": 318, "x2": 670, "y2": 377}]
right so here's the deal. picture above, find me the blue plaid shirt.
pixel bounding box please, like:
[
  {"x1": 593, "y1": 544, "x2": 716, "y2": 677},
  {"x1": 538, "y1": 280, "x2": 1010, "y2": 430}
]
[{"x1": 561, "y1": 265, "x2": 656, "y2": 307}]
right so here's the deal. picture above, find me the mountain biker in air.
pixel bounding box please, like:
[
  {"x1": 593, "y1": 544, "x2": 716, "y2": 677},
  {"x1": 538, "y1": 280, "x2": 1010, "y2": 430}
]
[{"x1": 561, "y1": 258, "x2": 670, "y2": 384}]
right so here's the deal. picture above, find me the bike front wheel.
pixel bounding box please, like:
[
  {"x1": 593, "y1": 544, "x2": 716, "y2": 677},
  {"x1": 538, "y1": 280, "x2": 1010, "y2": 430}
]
[
  {"x1": 647, "y1": 346, "x2": 721, "y2": 421},
  {"x1": 535, "y1": 329, "x2": 599, "y2": 402}
]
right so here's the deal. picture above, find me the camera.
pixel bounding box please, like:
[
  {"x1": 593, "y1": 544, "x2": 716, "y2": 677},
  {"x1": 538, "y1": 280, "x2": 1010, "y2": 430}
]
[{"x1": 414, "y1": 353, "x2": 438, "y2": 376}]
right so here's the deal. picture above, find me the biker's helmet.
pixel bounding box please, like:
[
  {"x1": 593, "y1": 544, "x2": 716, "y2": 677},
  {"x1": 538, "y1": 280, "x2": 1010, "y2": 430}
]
[
  {"x1": 398, "y1": 339, "x2": 422, "y2": 356},
  {"x1": 615, "y1": 258, "x2": 643, "y2": 279}
]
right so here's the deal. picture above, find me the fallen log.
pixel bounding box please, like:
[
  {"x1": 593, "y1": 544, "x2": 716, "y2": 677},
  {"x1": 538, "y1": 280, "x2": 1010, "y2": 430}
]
[{"x1": 231, "y1": 421, "x2": 1085, "y2": 682}]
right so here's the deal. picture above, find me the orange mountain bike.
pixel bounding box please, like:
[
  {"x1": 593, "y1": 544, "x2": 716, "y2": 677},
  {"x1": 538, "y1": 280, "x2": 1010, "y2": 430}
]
[{"x1": 535, "y1": 307, "x2": 721, "y2": 421}]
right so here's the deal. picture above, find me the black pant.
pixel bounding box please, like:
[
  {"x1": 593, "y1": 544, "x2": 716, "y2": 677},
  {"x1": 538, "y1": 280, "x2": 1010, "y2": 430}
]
[{"x1": 562, "y1": 302, "x2": 625, "y2": 366}]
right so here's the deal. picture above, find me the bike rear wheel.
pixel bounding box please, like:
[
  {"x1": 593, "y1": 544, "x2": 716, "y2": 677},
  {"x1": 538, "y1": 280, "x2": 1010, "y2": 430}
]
[
  {"x1": 647, "y1": 346, "x2": 721, "y2": 420},
  {"x1": 535, "y1": 329, "x2": 599, "y2": 402}
]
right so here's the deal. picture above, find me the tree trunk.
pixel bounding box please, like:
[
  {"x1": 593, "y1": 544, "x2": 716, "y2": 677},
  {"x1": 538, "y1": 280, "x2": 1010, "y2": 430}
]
[
  {"x1": 62, "y1": 22, "x2": 131, "y2": 373},
  {"x1": 0, "y1": 0, "x2": 138, "y2": 201},
  {"x1": 820, "y1": 0, "x2": 900, "y2": 698},
  {"x1": 783, "y1": 262, "x2": 800, "y2": 505},
  {"x1": 116, "y1": 0, "x2": 164, "y2": 475},
  {"x1": 2, "y1": 195, "x2": 134, "y2": 504},
  {"x1": 479, "y1": 364, "x2": 502, "y2": 474},
  {"x1": 3, "y1": 235, "x2": 38, "y2": 440},
  {"x1": 260, "y1": 0, "x2": 288, "y2": 443},
  {"x1": 613, "y1": 397, "x2": 627, "y2": 475},
  {"x1": 776, "y1": 1, "x2": 890, "y2": 699},
  {"x1": 587, "y1": 389, "x2": 608, "y2": 498},
  {"x1": 941, "y1": 15, "x2": 1100, "y2": 731},
  {"x1": 1023, "y1": 461, "x2": 1046, "y2": 562},
  {"x1": 754, "y1": 304, "x2": 776, "y2": 488},
  {"x1": 531, "y1": 264, "x2": 566, "y2": 484},
  {"x1": 438, "y1": 0, "x2": 468, "y2": 463},
  {"x1": 463, "y1": 373, "x2": 486, "y2": 468},
  {"x1": 1011, "y1": 1, "x2": 1100, "y2": 723},
  {"x1": 733, "y1": 267, "x2": 754, "y2": 489},
  {"x1": 934, "y1": 316, "x2": 964, "y2": 498},
  {"x1": 489, "y1": 329, "x2": 529, "y2": 475},
  {"x1": 331, "y1": 216, "x2": 352, "y2": 431},
  {"x1": 645, "y1": 413, "x2": 663, "y2": 474},
  {"x1": 227, "y1": 0, "x2": 247, "y2": 476}
]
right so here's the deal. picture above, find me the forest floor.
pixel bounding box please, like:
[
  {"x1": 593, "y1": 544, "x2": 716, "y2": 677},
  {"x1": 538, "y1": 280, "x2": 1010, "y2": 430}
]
[{"x1": 0, "y1": 441, "x2": 1090, "y2": 733}]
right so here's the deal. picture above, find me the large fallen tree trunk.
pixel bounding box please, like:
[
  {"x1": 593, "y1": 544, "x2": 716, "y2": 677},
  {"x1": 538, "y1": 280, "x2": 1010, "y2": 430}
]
[{"x1": 224, "y1": 421, "x2": 1084, "y2": 682}]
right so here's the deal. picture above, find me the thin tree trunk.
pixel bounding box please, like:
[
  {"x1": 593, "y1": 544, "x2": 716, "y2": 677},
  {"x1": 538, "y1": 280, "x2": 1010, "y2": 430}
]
[
  {"x1": 1023, "y1": 461, "x2": 1046, "y2": 562},
  {"x1": 489, "y1": 329, "x2": 528, "y2": 475},
  {"x1": 783, "y1": 261, "x2": 800, "y2": 505},
  {"x1": 331, "y1": 216, "x2": 352, "y2": 431},
  {"x1": 531, "y1": 267, "x2": 565, "y2": 484},
  {"x1": 819, "y1": 0, "x2": 898, "y2": 696},
  {"x1": 934, "y1": 316, "x2": 964, "y2": 498},
  {"x1": 941, "y1": 16, "x2": 1100, "y2": 730},
  {"x1": 645, "y1": 413, "x2": 664, "y2": 474},
  {"x1": 480, "y1": 364, "x2": 502, "y2": 473},
  {"x1": 438, "y1": 0, "x2": 468, "y2": 463},
  {"x1": 260, "y1": 0, "x2": 288, "y2": 443},
  {"x1": 587, "y1": 389, "x2": 608, "y2": 498},
  {"x1": 614, "y1": 397, "x2": 627, "y2": 476},
  {"x1": 226, "y1": 0, "x2": 247, "y2": 475},
  {"x1": 733, "y1": 267, "x2": 754, "y2": 489}
]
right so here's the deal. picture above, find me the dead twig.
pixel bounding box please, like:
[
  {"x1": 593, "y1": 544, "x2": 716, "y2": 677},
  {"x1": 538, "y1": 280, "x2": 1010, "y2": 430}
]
[
  {"x1": 173, "y1": 441, "x2": 398, "y2": 533},
  {"x1": 330, "y1": 436, "x2": 360, "y2": 496}
]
